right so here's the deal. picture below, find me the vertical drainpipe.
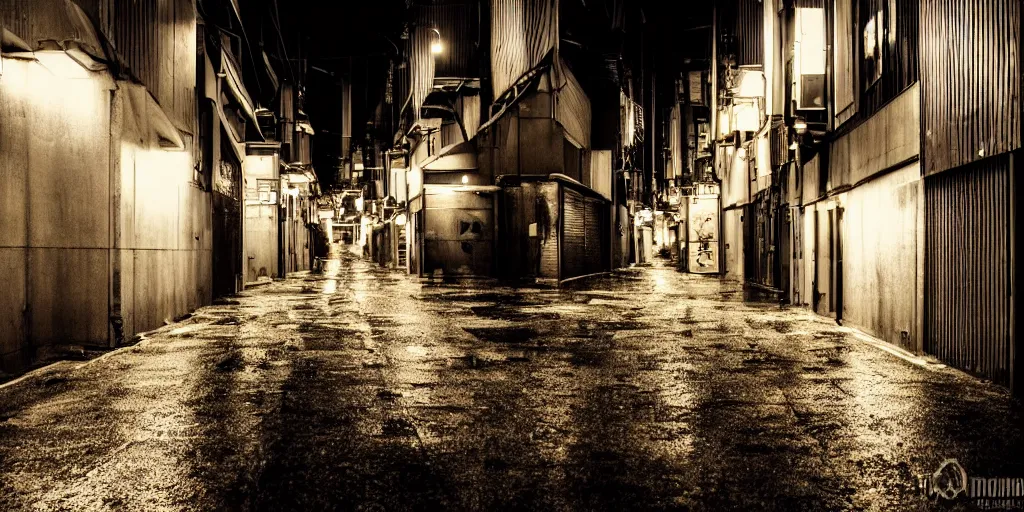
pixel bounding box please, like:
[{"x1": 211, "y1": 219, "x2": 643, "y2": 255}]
[
  {"x1": 108, "y1": 86, "x2": 124, "y2": 347},
  {"x1": 1009, "y1": 151, "x2": 1017, "y2": 394},
  {"x1": 23, "y1": 62, "x2": 33, "y2": 363},
  {"x1": 711, "y1": 2, "x2": 724, "y2": 276}
]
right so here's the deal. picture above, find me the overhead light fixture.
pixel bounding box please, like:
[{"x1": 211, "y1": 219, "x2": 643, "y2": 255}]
[
  {"x1": 793, "y1": 118, "x2": 808, "y2": 134},
  {"x1": 461, "y1": 174, "x2": 469, "y2": 184},
  {"x1": 430, "y1": 28, "x2": 443, "y2": 54}
]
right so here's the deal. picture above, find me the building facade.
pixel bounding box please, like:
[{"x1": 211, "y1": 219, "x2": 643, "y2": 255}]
[
  {"x1": 711, "y1": 0, "x2": 1021, "y2": 392},
  {"x1": 0, "y1": 0, "x2": 317, "y2": 375}
]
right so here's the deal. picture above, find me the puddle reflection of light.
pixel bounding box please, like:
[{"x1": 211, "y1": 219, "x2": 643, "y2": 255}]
[
  {"x1": 322, "y1": 279, "x2": 337, "y2": 295},
  {"x1": 405, "y1": 345, "x2": 429, "y2": 357},
  {"x1": 653, "y1": 272, "x2": 671, "y2": 292}
]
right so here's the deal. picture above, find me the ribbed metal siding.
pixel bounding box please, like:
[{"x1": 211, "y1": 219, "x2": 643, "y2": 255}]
[
  {"x1": 554, "y1": 58, "x2": 591, "y2": 148},
  {"x1": 419, "y1": 1, "x2": 479, "y2": 79},
  {"x1": 97, "y1": 0, "x2": 196, "y2": 134},
  {"x1": 735, "y1": 0, "x2": 763, "y2": 66},
  {"x1": 562, "y1": 188, "x2": 586, "y2": 279},
  {"x1": 490, "y1": 0, "x2": 556, "y2": 99},
  {"x1": 410, "y1": 25, "x2": 437, "y2": 118},
  {"x1": 920, "y1": 0, "x2": 1021, "y2": 176},
  {"x1": 925, "y1": 155, "x2": 1013, "y2": 386},
  {"x1": 560, "y1": 187, "x2": 608, "y2": 280}
]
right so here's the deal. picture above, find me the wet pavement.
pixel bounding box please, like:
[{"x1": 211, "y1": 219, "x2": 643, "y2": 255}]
[{"x1": 2, "y1": 254, "x2": 1023, "y2": 511}]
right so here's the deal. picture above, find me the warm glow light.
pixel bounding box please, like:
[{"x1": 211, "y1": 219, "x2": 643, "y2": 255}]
[
  {"x1": 735, "y1": 69, "x2": 765, "y2": 98},
  {"x1": 795, "y1": 7, "x2": 826, "y2": 109},
  {"x1": 734, "y1": 103, "x2": 759, "y2": 132},
  {"x1": 430, "y1": 28, "x2": 443, "y2": 54},
  {"x1": 395, "y1": 213, "x2": 407, "y2": 226},
  {"x1": 796, "y1": 8, "x2": 825, "y2": 75},
  {"x1": 461, "y1": 174, "x2": 469, "y2": 184}
]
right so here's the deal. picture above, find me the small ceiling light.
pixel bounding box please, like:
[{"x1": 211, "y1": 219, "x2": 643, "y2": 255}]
[
  {"x1": 461, "y1": 174, "x2": 469, "y2": 184},
  {"x1": 430, "y1": 28, "x2": 443, "y2": 54},
  {"x1": 793, "y1": 118, "x2": 808, "y2": 134}
]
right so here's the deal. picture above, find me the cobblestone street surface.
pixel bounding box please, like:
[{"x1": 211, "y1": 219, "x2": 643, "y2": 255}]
[{"x1": 1, "y1": 254, "x2": 1022, "y2": 511}]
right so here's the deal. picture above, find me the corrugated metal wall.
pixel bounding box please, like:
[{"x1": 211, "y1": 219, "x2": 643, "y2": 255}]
[
  {"x1": 925, "y1": 155, "x2": 1013, "y2": 386},
  {"x1": 920, "y1": 0, "x2": 1021, "y2": 177},
  {"x1": 490, "y1": 0, "x2": 556, "y2": 99},
  {"x1": 560, "y1": 187, "x2": 608, "y2": 280},
  {"x1": 419, "y1": 1, "x2": 479, "y2": 79},
  {"x1": 554, "y1": 58, "x2": 591, "y2": 148},
  {"x1": 410, "y1": 25, "x2": 437, "y2": 118},
  {"x1": 563, "y1": 188, "x2": 586, "y2": 278},
  {"x1": 735, "y1": 0, "x2": 763, "y2": 66},
  {"x1": 97, "y1": 0, "x2": 196, "y2": 134}
]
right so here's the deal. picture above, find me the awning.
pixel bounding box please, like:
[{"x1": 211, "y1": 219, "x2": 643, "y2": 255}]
[
  {"x1": 221, "y1": 48, "x2": 263, "y2": 140},
  {"x1": 0, "y1": 0, "x2": 107, "y2": 60},
  {"x1": 424, "y1": 184, "x2": 500, "y2": 193},
  {"x1": 421, "y1": 141, "x2": 477, "y2": 171},
  {"x1": 1, "y1": 28, "x2": 31, "y2": 52},
  {"x1": 123, "y1": 82, "x2": 185, "y2": 150}
]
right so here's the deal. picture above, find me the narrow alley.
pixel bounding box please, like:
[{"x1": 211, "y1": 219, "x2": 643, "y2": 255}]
[{"x1": 1, "y1": 254, "x2": 1021, "y2": 511}]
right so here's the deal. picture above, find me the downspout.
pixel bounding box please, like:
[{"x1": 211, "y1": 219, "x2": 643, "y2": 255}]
[
  {"x1": 108, "y1": 86, "x2": 124, "y2": 347},
  {"x1": 710, "y1": 1, "x2": 726, "y2": 276}
]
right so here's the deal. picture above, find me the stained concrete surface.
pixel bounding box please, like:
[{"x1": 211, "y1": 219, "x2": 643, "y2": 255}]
[{"x1": 1, "y1": 254, "x2": 1023, "y2": 511}]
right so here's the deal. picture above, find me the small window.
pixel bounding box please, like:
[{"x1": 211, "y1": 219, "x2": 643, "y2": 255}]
[
  {"x1": 794, "y1": 7, "x2": 826, "y2": 110},
  {"x1": 862, "y1": 0, "x2": 884, "y2": 87}
]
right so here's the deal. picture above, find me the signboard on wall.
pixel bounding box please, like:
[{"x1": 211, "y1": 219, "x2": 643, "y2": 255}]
[
  {"x1": 687, "y1": 195, "x2": 720, "y2": 274},
  {"x1": 688, "y1": 71, "x2": 704, "y2": 105}
]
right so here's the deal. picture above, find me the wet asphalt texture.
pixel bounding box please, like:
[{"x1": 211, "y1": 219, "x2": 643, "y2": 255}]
[{"x1": 1, "y1": 254, "x2": 1023, "y2": 511}]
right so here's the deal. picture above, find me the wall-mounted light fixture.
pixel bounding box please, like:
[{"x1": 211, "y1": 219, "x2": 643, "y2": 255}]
[
  {"x1": 793, "y1": 118, "x2": 808, "y2": 134},
  {"x1": 430, "y1": 28, "x2": 443, "y2": 54}
]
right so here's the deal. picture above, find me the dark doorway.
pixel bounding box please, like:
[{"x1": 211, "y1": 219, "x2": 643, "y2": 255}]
[{"x1": 212, "y1": 139, "x2": 243, "y2": 297}]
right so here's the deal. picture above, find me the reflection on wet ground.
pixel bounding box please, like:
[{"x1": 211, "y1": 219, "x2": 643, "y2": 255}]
[{"x1": 1, "y1": 254, "x2": 1023, "y2": 510}]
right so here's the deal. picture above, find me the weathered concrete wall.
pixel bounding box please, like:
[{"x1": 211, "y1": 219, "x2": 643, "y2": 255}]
[
  {"x1": 791, "y1": 84, "x2": 923, "y2": 349},
  {"x1": 833, "y1": 163, "x2": 922, "y2": 351},
  {"x1": 829, "y1": 84, "x2": 920, "y2": 188},
  {"x1": 0, "y1": 58, "x2": 113, "y2": 371},
  {"x1": 423, "y1": 187, "x2": 495, "y2": 277},
  {"x1": 115, "y1": 83, "x2": 211, "y2": 341}
]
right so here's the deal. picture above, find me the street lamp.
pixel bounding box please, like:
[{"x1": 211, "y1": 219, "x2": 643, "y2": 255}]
[{"x1": 430, "y1": 28, "x2": 443, "y2": 54}]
